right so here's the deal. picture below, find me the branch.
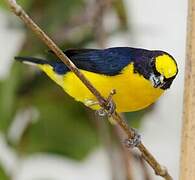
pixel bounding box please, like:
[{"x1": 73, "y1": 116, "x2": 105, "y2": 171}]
[
  {"x1": 5, "y1": 1, "x2": 172, "y2": 179},
  {"x1": 180, "y1": 0, "x2": 195, "y2": 179}
]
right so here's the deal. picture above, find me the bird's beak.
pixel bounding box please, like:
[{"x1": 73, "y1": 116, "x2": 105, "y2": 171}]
[
  {"x1": 150, "y1": 74, "x2": 174, "y2": 90},
  {"x1": 149, "y1": 74, "x2": 164, "y2": 88},
  {"x1": 159, "y1": 78, "x2": 174, "y2": 90}
]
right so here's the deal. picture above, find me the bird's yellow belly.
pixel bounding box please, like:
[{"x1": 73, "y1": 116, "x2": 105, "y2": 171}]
[{"x1": 62, "y1": 64, "x2": 164, "y2": 112}]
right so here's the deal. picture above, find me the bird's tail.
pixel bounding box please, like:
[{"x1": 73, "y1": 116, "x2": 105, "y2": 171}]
[
  {"x1": 15, "y1": 56, "x2": 52, "y2": 66},
  {"x1": 15, "y1": 56, "x2": 69, "y2": 75}
]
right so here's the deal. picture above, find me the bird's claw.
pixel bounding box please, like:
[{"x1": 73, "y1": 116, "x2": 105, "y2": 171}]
[
  {"x1": 105, "y1": 89, "x2": 116, "y2": 116},
  {"x1": 106, "y1": 98, "x2": 116, "y2": 116},
  {"x1": 97, "y1": 99, "x2": 116, "y2": 117},
  {"x1": 97, "y1": 108, "x2": 107, "y2": 117},
  {"x1": 96, "y1": 89, "x2": 116, "y2": 117},
  {"x1": 124, "y1": 128, "x2": 141, "y2": 148}
]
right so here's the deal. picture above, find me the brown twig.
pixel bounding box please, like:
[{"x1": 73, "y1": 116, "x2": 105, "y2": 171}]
[
  {"x1": 180, "y1": 0, "x2": 195, "y2": 179},
  {"x1": 5, "y1": 1, "x2": 172, "y2": 179}
]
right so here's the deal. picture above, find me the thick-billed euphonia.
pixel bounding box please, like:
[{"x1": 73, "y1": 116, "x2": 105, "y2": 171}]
[{"x1": 15, "y1": 47, "x2": 178, "y2": 112}]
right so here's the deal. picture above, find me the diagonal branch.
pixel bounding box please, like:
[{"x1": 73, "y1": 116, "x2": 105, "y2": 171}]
[{"x1": 5, "y1": 0, "x2": 172, "y2": 179}]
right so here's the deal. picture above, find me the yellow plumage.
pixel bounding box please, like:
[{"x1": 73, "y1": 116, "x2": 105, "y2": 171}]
[
  {"x1": 39, "y1": 63, "x2": 164, "y2": 112},
  {"x1": 16, "y1": 47, "x2": 178, "y2": 113}
]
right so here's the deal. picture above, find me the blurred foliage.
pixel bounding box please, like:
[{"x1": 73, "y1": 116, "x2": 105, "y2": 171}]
[
  {"x1": 15, "y1": 73, "x2": 99, "y2": 159},
  {"x1": 0, "y1": 165, "x2": 9, "y2": 180},
  {"x1": 113, "y1": 0, "x2": 128, "y2": 30},
  {"x1": 0, "y1": 0, "x2": 32, "y2": 10},
  {"x1": 0, "y1": 0, "x2": 147, "y2": 168},
  {"x1": 0, "y1": 64, "x2": 23, "y2": 133}
]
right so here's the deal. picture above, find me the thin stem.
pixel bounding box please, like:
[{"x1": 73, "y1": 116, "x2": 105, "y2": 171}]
[{"x1": 5, "y1": 1, "x2": 172, "y2": 179}]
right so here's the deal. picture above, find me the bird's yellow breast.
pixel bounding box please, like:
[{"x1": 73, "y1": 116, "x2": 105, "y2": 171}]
[{"x1": 40, "y1": 63, "x2": 164, "y2": 112}]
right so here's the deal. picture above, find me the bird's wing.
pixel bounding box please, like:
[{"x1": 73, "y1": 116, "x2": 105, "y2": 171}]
[{"x1": 61, "y1": 47, "x2": 133, "y2": 75}]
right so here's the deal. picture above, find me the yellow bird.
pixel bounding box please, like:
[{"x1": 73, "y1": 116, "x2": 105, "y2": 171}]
[{"x1": 15, "y1": 47, "x2": 178, "y2": 112}]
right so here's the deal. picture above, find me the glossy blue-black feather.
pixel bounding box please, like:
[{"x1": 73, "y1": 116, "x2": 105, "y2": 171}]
[
  {"x1": 62, "y1": 47, "x2": 133, "y2": 75},
  {"x1": 52, "y1": 47, "x2": 162, "y2": 76}
]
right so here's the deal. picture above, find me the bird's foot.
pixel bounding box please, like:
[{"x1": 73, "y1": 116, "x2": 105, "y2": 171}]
[
  {"x1": 97, "y1": 108, "x2": 107, "y2": 117},
  {"x1": 96, "y1": 89, "x2": 116, "y2": 117},
  {"x1": 105, "y1": 89, "x2": 116, "y2": 116},
  {"x1": 124, "y1": 128, "x2": 141, "y2": 148}
]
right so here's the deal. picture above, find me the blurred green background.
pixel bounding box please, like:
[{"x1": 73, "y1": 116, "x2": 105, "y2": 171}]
[{"x1": 0, "y1": 0, "x2": 149, "y2": 179}]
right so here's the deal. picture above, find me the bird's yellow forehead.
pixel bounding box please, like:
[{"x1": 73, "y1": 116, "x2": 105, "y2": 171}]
[{"x1": 155, "y1": 54, "x2": 177, "y2": 78}]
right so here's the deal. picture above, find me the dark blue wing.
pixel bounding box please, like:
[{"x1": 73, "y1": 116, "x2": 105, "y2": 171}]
[{"x1": 63, "y1": 47, "x2": 133, "y2": 75}]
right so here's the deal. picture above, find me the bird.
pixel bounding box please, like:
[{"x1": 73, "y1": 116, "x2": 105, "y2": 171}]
[{"x1": 15, "y1": 47, "x2": 178, "y2": 113}]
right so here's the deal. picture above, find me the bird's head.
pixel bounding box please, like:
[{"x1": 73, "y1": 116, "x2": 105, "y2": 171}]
[{"x1": 149, "y1": 52, "x2": 178, "y2": 89}]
